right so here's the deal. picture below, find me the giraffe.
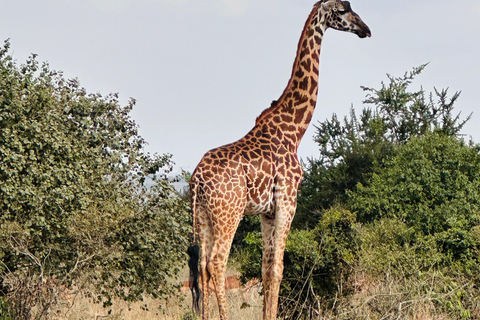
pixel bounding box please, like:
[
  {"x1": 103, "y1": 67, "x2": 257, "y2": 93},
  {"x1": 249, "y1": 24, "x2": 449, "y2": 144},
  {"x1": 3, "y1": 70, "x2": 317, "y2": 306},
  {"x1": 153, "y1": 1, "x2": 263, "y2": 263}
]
[{"x1": 187, "y1": 1, "x2": 370, "y2": 319}]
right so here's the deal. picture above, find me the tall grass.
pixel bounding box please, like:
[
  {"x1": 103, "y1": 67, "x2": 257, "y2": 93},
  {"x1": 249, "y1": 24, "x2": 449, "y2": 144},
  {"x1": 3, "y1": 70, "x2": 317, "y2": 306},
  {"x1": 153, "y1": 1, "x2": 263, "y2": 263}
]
[{"x1": 49, "y1": 266, "x2": 262, "y2": 320}]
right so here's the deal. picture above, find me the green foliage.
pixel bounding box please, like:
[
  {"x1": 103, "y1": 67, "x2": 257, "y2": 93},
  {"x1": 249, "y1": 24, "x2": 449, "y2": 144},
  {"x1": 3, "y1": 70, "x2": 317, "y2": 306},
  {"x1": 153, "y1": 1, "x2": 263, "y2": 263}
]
[
  {"x1": 232, "y1": 215, "x2": 261, "y2": 252},
  {"x1": 236, "y1": 65, "x2": 479, "y2": 318},
  {"x1": 355, "y1": 218, "x2": 480, "y2": 320},
  {"x1": 0, "y1": 297, "x2": 10, "y2": 320},
  {"x1": 286, "y1": 207, "x2": 358, "y2": 295},
  {"x1": 343, "y1": 133, "x2": 480, "y2": 319},
  {"x1": 360, "y1": 64, "x2": 470, "y2": 141},
  {"x1": 237, "y1": 231, "x2": 262, "y2": 284},
  {"x1": 238, "y1": 207, "x2": 359, "y2": 318},
  {"x1": 292, "y1": 132, "x2": 480, "y2": 318},
  {"x1": 359, "y1": 218, "x2": 441, "y2": 277},
  {"x1": 295, "y1": 65, "x2": 470, "y2": 230},
  {"x1": 351, "y1": 133, "x2": 480, "y2": 236},
  {"x1": 0, "y1": 39, "x2": 189, "y2": 315}
]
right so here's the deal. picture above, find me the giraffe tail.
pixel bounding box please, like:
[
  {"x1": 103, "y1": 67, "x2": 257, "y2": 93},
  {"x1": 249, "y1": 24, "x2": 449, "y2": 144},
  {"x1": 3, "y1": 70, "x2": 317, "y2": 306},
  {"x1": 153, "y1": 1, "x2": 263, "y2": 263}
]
[{"x1": 187, "y1": 244, "x2": 201, "y2": 314}]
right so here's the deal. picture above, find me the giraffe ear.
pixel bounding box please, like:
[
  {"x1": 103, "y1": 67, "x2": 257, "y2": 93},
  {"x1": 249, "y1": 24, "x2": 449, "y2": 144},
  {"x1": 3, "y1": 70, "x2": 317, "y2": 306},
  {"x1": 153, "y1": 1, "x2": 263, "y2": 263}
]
[
  {"x1": 322, "y1": 0, "x2": 337, "y2": 10},
  {"x1": 334, "y1": 0, "x2": 345, "y2": 10},
  {"x1": 340, "y1": 1, "x2": 352, "y2": 11}
]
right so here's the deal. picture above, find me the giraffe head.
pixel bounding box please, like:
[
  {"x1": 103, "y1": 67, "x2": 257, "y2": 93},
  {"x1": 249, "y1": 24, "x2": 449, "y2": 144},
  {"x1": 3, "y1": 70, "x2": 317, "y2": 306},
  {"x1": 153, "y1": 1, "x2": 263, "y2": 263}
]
[{"x1": 322, "y1": 0, "x2": 371, "y2": 38}]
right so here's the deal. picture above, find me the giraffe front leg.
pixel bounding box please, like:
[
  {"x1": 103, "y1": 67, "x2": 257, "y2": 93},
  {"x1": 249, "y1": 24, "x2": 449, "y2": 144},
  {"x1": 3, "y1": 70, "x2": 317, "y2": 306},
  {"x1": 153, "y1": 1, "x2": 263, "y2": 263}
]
[
  {"x1": 261, "y1": 214, "x2": 292, "y2": 320},
  {"x1": 260, "y1": 214, "x2": 280, "y2": 320},
  {"x1": 261, "y1": 183, "x2": 298, "y2": 320}
]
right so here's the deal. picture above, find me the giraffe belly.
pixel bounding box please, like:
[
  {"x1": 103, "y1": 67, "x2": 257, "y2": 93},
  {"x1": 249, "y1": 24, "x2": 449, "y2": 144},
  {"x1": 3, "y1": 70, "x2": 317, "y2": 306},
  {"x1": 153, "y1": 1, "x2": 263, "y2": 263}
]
[
  {"x1": 244, "y1": 189, "x2": 275, "y2": 216},
  {"x1": 242, "y1": 167, "x2": 276, "y2": 216},
  {"x1": 244, "y1": 200, "x2": 274, "y2": 215}
]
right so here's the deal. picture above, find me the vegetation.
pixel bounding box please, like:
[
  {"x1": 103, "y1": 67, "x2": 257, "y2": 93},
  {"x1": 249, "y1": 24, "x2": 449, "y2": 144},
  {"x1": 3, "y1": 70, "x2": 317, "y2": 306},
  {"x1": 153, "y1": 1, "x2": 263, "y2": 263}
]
[
  {"x1": 1, "y1": 36, "x2": 479, "y2": 320},
  {"x1": 0, "y1": 40, "x2": 189, "y2": 319},
  {"x1": 237, "y1": 65, "x2": 480, "y2": 319},
  {"x1": 295, "y1": 64, "x2": 470, "y2": 229}
]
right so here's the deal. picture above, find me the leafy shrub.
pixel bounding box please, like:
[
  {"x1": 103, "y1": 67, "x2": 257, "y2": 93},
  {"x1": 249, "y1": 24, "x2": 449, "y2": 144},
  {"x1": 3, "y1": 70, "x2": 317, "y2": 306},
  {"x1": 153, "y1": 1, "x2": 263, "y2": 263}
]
[
  {"x1": 349, "y1": 133, "x2": 480, "y2": 319},
  {"x1": 238, "y1": 206, "x2": 359, "y2": 318},
  {"x1": 0, "y1": 39, "x2": 189, "y2": 316},
  {"x1": 296, "y1": 65, "x2": 470, "y2": 230},
  {"x1": 352, "y1": 218, "x2": 480, "y2": 320},
  {"x1": 351, "y1": 133, "x2": 480, "y2": 246}
]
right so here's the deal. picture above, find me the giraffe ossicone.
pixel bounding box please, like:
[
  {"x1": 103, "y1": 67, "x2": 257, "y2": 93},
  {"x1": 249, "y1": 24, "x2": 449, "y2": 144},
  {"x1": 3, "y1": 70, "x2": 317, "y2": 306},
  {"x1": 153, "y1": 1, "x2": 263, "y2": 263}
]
[{"x1": 187, "y1": 1, "x2": 370, "y2": 319}]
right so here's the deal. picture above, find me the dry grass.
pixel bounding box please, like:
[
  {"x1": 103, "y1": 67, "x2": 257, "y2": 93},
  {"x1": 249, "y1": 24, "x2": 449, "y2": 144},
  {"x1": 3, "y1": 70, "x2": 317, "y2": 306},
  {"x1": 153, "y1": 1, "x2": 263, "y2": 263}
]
[
  {"x1": 49, "y1": 267, "x2": 263, "y2": 320},
  {"x1": 15, "y1": 266, "x2": 468, "y2": 319},
  {"x1": 320, "y1": 273, "x2": 455, "y2": 320},
  {"x1": 51, "y1": 293, "x2": 193, "y2": 320}
]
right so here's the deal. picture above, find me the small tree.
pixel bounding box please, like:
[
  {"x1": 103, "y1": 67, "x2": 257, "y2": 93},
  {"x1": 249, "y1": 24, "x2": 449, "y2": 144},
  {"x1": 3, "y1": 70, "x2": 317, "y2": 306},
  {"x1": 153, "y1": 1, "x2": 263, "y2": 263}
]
[
  {"x1": 0, "y1": 40, "x2": 189, "y2": 318},
  {"x1": 295, "y1": 65, "x2": 471, "y2": 229}
]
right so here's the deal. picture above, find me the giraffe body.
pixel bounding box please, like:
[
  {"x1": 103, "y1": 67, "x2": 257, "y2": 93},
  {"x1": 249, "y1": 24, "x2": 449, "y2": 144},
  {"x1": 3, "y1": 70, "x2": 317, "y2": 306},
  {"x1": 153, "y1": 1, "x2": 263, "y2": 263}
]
[{"x1": 188, "y1": 1, "x2": 370, "y2": 319}]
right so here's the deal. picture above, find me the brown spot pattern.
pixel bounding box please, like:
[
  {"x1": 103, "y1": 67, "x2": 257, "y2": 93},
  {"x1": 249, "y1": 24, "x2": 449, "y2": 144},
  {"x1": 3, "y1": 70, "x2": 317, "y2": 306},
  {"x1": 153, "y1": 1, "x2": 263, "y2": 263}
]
[{"x1": 189, "y1": 1, "x2": 370, "y2": 319}]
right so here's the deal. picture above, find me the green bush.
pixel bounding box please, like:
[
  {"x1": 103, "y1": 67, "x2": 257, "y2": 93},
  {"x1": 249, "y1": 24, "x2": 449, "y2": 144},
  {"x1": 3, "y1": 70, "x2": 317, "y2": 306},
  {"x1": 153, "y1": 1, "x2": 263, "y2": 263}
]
[
  {"x1": 354, "y1": 218, "x2": 480, "y2": 319},
  {"x1": 0, "y1": 39, "x2": 189, "y2": 316},
  {"x1": 349, "y1": 133, "x2": 480, "y2": 319},
  {"x1": 296, "y1": 65, "x2": 470, "y2": 230},
  {"x1": 238, "y1": 206, "x2": 359, "y2": 318},
  {"x1": 351, "y1": 133, "x2": 480, "y2": 248}
]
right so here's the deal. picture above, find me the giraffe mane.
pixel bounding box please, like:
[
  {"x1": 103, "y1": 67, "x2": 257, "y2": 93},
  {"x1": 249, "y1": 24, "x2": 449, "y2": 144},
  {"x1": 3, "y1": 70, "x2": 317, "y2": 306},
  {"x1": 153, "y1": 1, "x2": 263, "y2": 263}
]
[
  {"x1": 255, "y1": 100, "x2": 278, "y2": 125},
  {"x1": 254, "y1": 1, "x2": 322, "y2": 127}
]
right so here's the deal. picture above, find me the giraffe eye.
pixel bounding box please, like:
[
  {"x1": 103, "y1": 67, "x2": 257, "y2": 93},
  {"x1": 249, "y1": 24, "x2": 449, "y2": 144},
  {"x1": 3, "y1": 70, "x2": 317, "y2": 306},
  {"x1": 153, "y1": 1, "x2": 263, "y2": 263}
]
[{"x1": 337, "y1": 9, "x2": 347, "y2": 14}]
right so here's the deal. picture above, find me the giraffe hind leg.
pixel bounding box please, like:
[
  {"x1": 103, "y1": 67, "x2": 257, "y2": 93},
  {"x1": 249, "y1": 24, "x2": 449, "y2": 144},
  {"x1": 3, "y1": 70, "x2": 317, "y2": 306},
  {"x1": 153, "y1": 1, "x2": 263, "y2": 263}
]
[
  {"x1": 200, "y1": 248, "x2": 212, "y2": 320},
  {"x1": 208, "y1": 245, "x2": 229, "y2": 320},
  {"x1": 199, "y1": 221, "x2": 214, "y2": 319},
  {"x1": 195, "y1": 204, "x2": 214, "y2": 320},
  {"x1": 208, "y1": 208, "x2": 245, "y2": 320},
  {"x1": 260, "y1": 214, "x2": 279, "y2": 319}
]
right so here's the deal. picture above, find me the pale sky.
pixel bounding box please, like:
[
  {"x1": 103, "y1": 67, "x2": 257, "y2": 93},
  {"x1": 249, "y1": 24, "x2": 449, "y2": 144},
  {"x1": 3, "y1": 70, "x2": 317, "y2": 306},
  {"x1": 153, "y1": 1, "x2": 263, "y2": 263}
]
[{"x1": 2, "y1": 0, "x2": 479, "y2": 174}]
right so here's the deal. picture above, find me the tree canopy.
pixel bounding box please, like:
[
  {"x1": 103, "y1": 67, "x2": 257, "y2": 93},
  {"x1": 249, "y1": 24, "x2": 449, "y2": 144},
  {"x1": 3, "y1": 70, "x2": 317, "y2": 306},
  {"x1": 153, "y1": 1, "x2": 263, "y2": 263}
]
[
  {"x1": 0, "y1": 40, "x2": 189, "y2": 318},
  {"x1": 294, "y1": 64, "x2": 471, "y2": 229}
]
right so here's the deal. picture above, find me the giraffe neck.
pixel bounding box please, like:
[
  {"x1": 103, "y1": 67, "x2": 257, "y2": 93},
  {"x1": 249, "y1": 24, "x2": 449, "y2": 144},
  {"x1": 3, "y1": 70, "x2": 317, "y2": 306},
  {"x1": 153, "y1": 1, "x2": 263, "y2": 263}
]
[{"x1": 253, "y1": 2, "x2": 326, "y2": 151}]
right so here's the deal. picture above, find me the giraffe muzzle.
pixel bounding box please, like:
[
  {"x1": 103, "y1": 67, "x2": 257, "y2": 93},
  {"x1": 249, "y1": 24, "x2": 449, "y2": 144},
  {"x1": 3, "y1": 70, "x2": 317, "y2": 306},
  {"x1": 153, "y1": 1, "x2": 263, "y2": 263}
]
[{"x1": 355, "y1": 18, "x2": 371, "y2": 38}]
